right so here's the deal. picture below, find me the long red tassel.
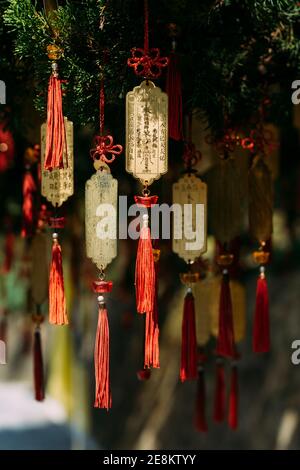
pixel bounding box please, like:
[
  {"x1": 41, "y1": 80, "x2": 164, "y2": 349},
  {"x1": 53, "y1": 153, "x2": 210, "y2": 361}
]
[
  {"x1": 21, "y1": 169, "x2": 36, "y2": 238},
  {"x1": 213, "y1": 360, "x2": 226, "y2": 422},
  {"x1": 195, "y1": 365, "x2": 208, "y2": 432},
  {"x1": 166, "y1": 51, "x2": 183, "y2": 141},
  {"x1": 253, "y1": 267, "x2": 270, "y2": 353},
  {"x1": 216, "y1": 270, "x2": 235, "y2": 358},
  {"x1": 144, "y1": 258, "x2": 159, "y2": 369},
  {"x1": 94, "y1": 298, "x2": 111, "y2": 410},
  {"x1": 3, "y1": 231, "x2": 14, "y2": 273},
  {"x1": 33, "y1": 327, "x2": 45, "y2": 401},
  {"x1": 135, "y1": 214, "x2": 155, "y2": 314},
  {"x1": 180, "y1": 289, "x2": 197, "y2": 382},
  {"x1": 44, "y1": 65, "x2": 66, "y2": 170},
  {"x1": 228, "y1": 364, "x2": 238, "y2": 430},
  {"x1": 49, "y1": 233, "x2": 68, "y2": 325}
]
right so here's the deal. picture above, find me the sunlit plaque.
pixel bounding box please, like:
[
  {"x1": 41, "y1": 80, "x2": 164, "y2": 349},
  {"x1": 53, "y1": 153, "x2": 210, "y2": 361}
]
[
  {"x1": 41, "y1": 118, "x2": 74, "y2": 206},
  {"x1": 85, "y1": 165, "x2": 118, "y2": 270},
  {"x1": 126, "y1": 80, "x2": 168, "y2": 185},
  {"x1": 172, "y1": 173, "x2": 207, "y2": 263}
]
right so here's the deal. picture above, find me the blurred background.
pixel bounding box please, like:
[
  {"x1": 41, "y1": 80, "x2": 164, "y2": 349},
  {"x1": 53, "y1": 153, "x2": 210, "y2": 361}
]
[{"x1": 1, "y1": 0, "x2": 300, "y2": 451}]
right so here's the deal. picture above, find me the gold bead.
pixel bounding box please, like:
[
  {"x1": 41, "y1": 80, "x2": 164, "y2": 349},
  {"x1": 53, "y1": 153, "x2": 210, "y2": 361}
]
[
  {"x1": 253, "y1": 251, "x2": 270, "y2": 265},
  {"x1": 180, "y1": 272, "x2": 199, "y2": 286},
  {"x1": 152, "y1": 248, "x2": 160, "y2": 263},
  {"x1": 217, "y1": 253, "x2": 234, "y2": 267},
  {"x1": 47, "y1": 44, "x2": 62, "y2": 61},
  {"x1": 32, "y1": 314, "x2": 44, "y2": 326}
]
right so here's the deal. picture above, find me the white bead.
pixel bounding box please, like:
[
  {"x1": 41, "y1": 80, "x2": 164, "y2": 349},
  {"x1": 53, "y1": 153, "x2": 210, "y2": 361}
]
[
  {"x1": 260, "y1": 266, "x2": 265, "y2": 274},
  {"x1": 223, "y1": 268, "x2": 228, "y2": 275},
  {"x1": 187, "y1": 287, "x2": 192, "y2": 294},
  {"x1": 97, "y1": 295, "x2": 104, "y2": 303},
  {"x1": 52, "y1": 232, "x2": 58, "y2": 240}
]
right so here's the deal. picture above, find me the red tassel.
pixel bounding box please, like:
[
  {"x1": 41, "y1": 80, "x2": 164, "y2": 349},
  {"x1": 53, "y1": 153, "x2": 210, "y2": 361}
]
[
  {"x1": 49, "y1": 234, "x2": 68, "y2": 325},
  {"x1": 195, "y1": 366, "x2": 208, "y2": 432},
  {"x1": 166, "y1": 51, "x2": 183, "y2": 141},
  {"x1": 44, "y1": 66, "x2": 66, "y2": 170},
  {"x1": 180, "y1": 289, "x2": 197, "y2": 382},
  {"x1": 135, "y1": 214, "x2": 155, "y2": 314},
  {"x1": 228, "y1": 364, "x2": 238, "y2": 430},
  {"x1": 253, "y1": 267, "x2": 270, "y2": 353},
  {"x1": 33, "y1": 327, "x2": 45, "y2": 401},
  {"x1": 213, "y1": 360, "x2": 226, "y2": 422},
  {"x1": 2, "y1": 232, "x2": 14, "y2": 273},
  {"x1": 21, "y1": 169, "x2": 36, "y2": 238},
  {"x1": 94, "y1": 299, "x2": 111, "y2": 410},
  {"x1": 144, "y1": 259, "x2": 159, "y2": 369},
  {"x1": 216, "y1": 270, "x2": 235, "y2": 358},
  {"x1": 0, "y1": 309, "x2": 8, "y2": 344}
]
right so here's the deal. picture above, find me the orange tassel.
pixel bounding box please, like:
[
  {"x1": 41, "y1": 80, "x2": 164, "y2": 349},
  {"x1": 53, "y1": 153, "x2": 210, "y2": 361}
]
[
  {"x1": 44, "y1": 64, "x2": 66, "y2": 170},
  {"x1": 135, "y1": 214, "x2": 155, "y2": 314},
  {"x1": 21, "y1": 169, "x2": 36, "y2": 238},
  {"x1": 253, "y1": 267, "x2": 270, "y2": 353},
  {"x1": 94, "y1": 297, "x2": 111, "y2": 410},
  {"x1": 180, "y1": 289, "x2": 198, "y2": 382},
  {"x1": 144, "y1": 258, "x2": 160, "y2": 369},
  {"x1": 228, "y1": 364, "x2": 238, "y2": 430},
  {"x1": 49, "y1": 233, "x2": 68, "y2": 325},
  {"x1": 213, "y1": 360, "x2": 226, "y2": 422}
]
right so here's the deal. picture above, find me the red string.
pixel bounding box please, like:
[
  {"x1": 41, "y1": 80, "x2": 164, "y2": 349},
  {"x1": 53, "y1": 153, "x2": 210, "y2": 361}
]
[
  {"x1": 144, "y1": 0, "x2": 149, "y2": 53},
  {"x1": 100, "y1": 78, "x2": 105, "y2": 136}
]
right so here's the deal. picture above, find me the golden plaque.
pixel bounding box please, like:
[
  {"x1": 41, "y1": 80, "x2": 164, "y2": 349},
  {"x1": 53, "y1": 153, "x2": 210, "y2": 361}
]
[
  {"x1": 41, "y1": 118, "x2": 74, "y2": 207},
  {"x1": 85, "y1": 167, "x2": 118, "y2": 270},
  {"x1": 126, "y1": 80, "x2": 168, "y2": 185},
  {"x1": 172, "y1": 173, "x2": 207, "y2": 263}
]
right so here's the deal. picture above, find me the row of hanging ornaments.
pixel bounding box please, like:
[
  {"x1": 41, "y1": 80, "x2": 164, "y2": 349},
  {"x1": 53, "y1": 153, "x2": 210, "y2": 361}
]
[{"x1": 27, "y1": 0, "x2": 273, "y2": 429}]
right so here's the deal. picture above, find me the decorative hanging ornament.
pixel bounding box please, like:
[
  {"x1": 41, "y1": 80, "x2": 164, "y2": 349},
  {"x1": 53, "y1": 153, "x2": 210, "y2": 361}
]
[
  {"x1": 172, "y1": 133, "x2": 207, "y2": 382},
  {"x1": 85, "y1": 72, "x2": 122, "y2": 409},
  {"x1": 29, "y1": 221, "x2": 49, "y2": 401},
  {"x1": 249, "y1": 154, "x2": 273, "y2": 353},
  {"x1": 0, "y1": 121, "x2": 15, "y2": 172},
  {"x1": 41, "y1": 46, "x2": 74, "y2": 326},
  {"x1": 126, "y1": 0, "x2": 168, "y2": 371}
]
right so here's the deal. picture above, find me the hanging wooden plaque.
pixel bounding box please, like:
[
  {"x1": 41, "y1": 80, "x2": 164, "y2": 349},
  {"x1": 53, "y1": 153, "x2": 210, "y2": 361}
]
[
  {"x1": 126, "y1": 80, "x2": 168, "y2": 185},
  {"x1": 41, "y1": 118, "x2": 74, "y2": 207},
  {"x1": 172, "y1": 173, "x2": 207, "y2": 263},
  {"x1": 85, "y1": 166, "x2": 118, "y2": 270}
]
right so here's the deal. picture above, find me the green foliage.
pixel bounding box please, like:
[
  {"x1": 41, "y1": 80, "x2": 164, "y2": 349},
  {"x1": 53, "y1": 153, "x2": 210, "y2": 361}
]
[{"x1": 2, "y1": 0, "x2": 300, "y2": 135}]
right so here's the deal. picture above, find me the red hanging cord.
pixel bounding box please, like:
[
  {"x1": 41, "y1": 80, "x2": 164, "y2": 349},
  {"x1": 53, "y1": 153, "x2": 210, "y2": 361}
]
[{"x1": 99, "y1": 78, "x2": 105, "y2": 136}]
